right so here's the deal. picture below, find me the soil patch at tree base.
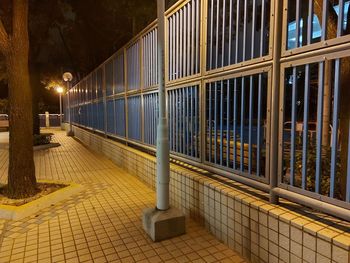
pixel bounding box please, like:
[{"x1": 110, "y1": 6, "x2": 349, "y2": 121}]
[
  {"x1": 0, "y1": 183, "x2": 67, "y2": 206},
  {"x1": 0, "y1": 180, "x2": 83, "y2": 220}
]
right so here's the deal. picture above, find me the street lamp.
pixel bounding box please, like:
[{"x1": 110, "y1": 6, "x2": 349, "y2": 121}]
[
  {"x1": 62, "y1": 72, "x2": 74, "y2": 136},
  {"x1": 55, "y1": 86, "x2": 64, "y2": 130}
]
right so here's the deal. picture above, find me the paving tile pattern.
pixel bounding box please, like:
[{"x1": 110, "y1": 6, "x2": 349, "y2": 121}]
[
  {"x1": 0, "y1": 129, "x2": 245, "y2": 263},
  {"x1": 73, "y1": 126, "x2": 350, "y2": 263}
]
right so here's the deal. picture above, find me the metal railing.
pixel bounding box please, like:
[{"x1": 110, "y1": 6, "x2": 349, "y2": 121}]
[{"x1": 64, "y1": 0, "x2": 350, "y2": 221}]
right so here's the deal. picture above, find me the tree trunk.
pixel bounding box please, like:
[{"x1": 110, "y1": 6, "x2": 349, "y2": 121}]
[
  {"x1": 7, "y1": 51, "x2": 37, "y2": 198},
  {"x1": 2, "y1": 0, "x2": 37, "y2": 199}
]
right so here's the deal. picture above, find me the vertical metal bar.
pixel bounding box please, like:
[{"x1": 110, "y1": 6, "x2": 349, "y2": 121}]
[
  {"x1": 179, "y1": 9, "x2": 183, "y2": 79},
  {"x1": 215, "y1": 0, "x2": 219, "y2": 68},
  {"x1": 186, "y1": 87, "x2": 190, "y2": 156},
  {"x1": 321, "y1": 0, "x2": 328, "y2": 41},
  {"x1": 228, "y1": 0, "x2": 233, "y2": 65},
  {"x1": 176, "y1": 89, "x2": 179, "y2": 152},
  {"x1": 330, "y1": 59, "x2": 340, "y2": 198},
  {"x1": 240, "y1": 77, "x2": 245, "y2": 171},
  {"x1": 191, "y1": 87, "x2": 194, "y2": 157},
  {"x1": 233, "y1": 78, "x2": 237, "y2": 169},
  {"x1": 180, "y1": 88, "x2": 184, "y2": 154},
  {"x1": 220, "y1": 81, "x2": 224, "y2": 165},
  {"x1": 290, "y1": 67, "x2": 297, "y2": 186},
  {"x1": 147, "y1": 35, "x2": 150, "y2": 87},
  {"x1": 302, "y1": 64, "x2": 310, "y2": 189},
  {"x1": 192, "y1": 0, "x2": 196, "y2": 74},
  {"x1": 209, "y1": 0, "x2": 214, "y2": 70},
  {"x1": 195, "y1": 0, "x2": 199, "y2": 73},
  {"x1": 146, "y1": 96, "x2": 149, "y2": 143},
  {"x1": 251, "y1": 0, "x2": 256, "y2": 59},
  {"x1": 315, "y1": 61, "x2": 325, "y2": 193},
  {"x1": 248, "y1": 75, "x2": 253, "y2": 174},
  {"x1": 195, "y1": 85, "x2": 198, "y2": 158},
  {"x1": 222, "y1": 0, "x2": 226, "y2": 67},
  {"x1": 150, "y1": 33, "x2": 152, "y2": 87},
  {"x1": 307, "y1": 0, "x2": 313, "y2": 45},
  {"x1": 169, "y1": 92, "x2": 172, "y2": 149},
  {"x1": 187, "y1": 3, "x2": 191, "y2": 77},
  {"x1": 170, "y1": 91, "x2": 173, "y2": 150},
  {"x1": 172, "y1": 91, "x2": 176, "y2": 151},
  {"x1": 169, "y1": 18, "x2": 172, "y2": 81},
  {"x1": 176, "y1": 12, "x2": 179, "y2": 80},
  {"x1": 227, "y1": 80, "x2": 230, "y2": 167},
  {"x1": 295, "y1": 0, "x2": 300, "y2": 48},
  {"x1": 214, "y1": 82, "x2": 218, "y2": 164},
  {"x1": 183, "y1": 6, "x2": 187, "y2": 77},
  {"x1": 242, "y1": 0, "x2": 247, "y2": 61},
  {"x1": 143, "y1": 38, "x2": 146, "y2": 87},
  {"x1": 257, "y1": 73, "x2": 262, "y2": 177},
  {"x1": 337, "y1": 0, "x2": 344, "y2": 36},
  {"x1": 209, "y1": 83, "x2": 212, "y2": 162},
  {"x1": 235, "y1": 0, "x2": 240, "y2": 64}
]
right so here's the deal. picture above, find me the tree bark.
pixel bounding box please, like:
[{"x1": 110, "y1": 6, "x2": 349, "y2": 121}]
[{"x1": 0, "y1": 0, "x2": 37, "y2": 198}]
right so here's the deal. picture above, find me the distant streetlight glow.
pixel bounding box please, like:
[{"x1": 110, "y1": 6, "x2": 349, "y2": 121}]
[{"x1": 56, "y1": 86, "x2": 64, "y2": 94}]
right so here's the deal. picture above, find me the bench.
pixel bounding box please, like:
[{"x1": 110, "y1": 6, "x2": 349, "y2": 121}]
[{"x1": 207, "y1": 133, "x2": 265, "y2": 174}]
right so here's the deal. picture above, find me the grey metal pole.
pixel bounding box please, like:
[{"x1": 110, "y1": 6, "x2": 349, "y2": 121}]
[
  {"x1": 67, "y1": 81, "x2": 74, "y2": 136},
  {"x1": 269, "y1": 0, "x2": 283, "y2": 203},
  {"x1": 156, "y1": 0, "x2": 170, "y2": 211},
  {"x1": 59, "y1": 93, "x2": 63, "y2": 128}
]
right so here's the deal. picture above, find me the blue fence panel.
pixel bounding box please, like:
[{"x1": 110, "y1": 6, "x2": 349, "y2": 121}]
[
  {"x1": 97, "y1": 101, "x2": 105, "y2": 131},
  {"x1": 168, "y1": 85, "x2": 199, "y2": 158},
  {"x1": 127, "y1": 42, "x2": 140, "y2": 90},
  {"x1": 167, "y1": 0, "x2": 201, "y2": 81},
  {"x1": 205, "y1": 73, "x2": 268, "y2": 177},
  {"x1": 142, "y1": 28, "x2": 158, "y2": 89},
  {"x1": 97, "y1": 68, "x2": 103, "y2": 98},
  {"x1": 115, "y1": 98, "x2": 126, "y2": 137},
  {"x1": 106, "y1": 60, "x2": 114, "y2": 96},
  {"x1": 107, "y1": 99, "x2": 115, "y2": 134},
  {"x1": 143, "y1": 92, "x2": 159, "y2": 145},
  {"x1": 127, "y1": 96, "x2": 141, "y2": 141},
  {"x1": 115, "y1": 53, "x2": 125, "y2": 93},
  {"x1": 206, "y1": 0, "x2": 270, "y2": 71},
  {"x1": 282, "y1": 59, "x2": 349, "y2": 204},
  {"x1": 91, "y1": 103, "x2": 98, "y2": 129}
]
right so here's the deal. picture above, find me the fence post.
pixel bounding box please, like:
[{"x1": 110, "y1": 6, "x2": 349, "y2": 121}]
[
  {"x1": 45, "y1": 111, "x2": 50, "y2": 128},
  {"x1": 269, "y1": 0, "x2": 283, "y2": 204}
]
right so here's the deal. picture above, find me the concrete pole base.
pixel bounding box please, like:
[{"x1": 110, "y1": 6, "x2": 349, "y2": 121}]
[
  {"x1": 66, "y1": 130, "x2": 74, "y2": 137},
  {"x1": 142, "y1": 207, "x2": 185, "y2": 242}
]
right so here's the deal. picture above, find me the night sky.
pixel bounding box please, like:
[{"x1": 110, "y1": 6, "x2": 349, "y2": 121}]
[{"x1": 0, "y1": 0, "x2": 177, "y2": 113}]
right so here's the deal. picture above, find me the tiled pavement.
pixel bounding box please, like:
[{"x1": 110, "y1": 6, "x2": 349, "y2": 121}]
[{"x1": 0, "y1": 129, "x2": 245, "y2": 263}]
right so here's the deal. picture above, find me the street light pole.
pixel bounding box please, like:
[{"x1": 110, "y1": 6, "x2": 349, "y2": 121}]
[
  {"x1": 156, "y1": 0, "x2": 169, "y2": 211},
  {"x1": 56, "y1": 86, "x2": 64, "y2": 130},
  {"x1": 142, "y1": 0, "x2": 185, "y2": 242},
  {"x1": 59, "y1": 92, "x2": 62, "y2": 128},
  {"x1": 63, "y1": 72, "x2": 74, "y2": 136}
]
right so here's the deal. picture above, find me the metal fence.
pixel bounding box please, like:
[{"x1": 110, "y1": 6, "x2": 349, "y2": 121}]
[{"x1": 65, "y1": 0, "x2": 350, "y2": 220}]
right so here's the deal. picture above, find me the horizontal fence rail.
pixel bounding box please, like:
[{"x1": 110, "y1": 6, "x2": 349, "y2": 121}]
[{"x1": 65, "y1": 0, "x2": 350, "y2": 220}]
